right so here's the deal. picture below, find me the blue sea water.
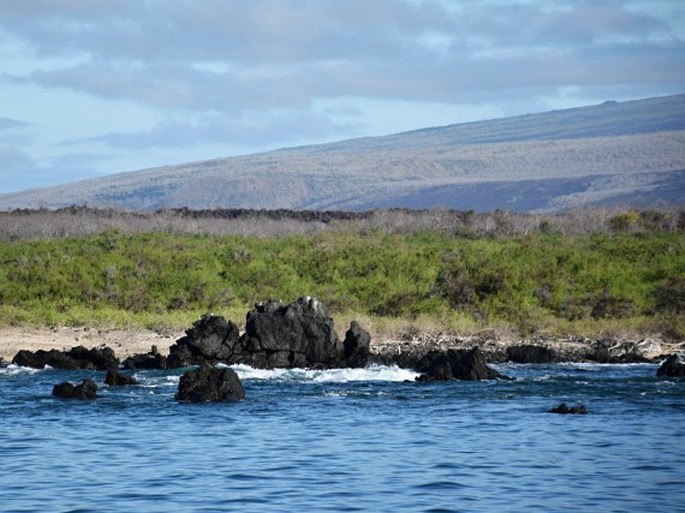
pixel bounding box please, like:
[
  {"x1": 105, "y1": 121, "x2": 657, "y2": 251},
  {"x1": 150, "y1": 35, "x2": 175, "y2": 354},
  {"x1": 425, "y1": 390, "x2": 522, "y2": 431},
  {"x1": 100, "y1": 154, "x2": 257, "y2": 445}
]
[{"x1": 1, "y1": 362, "x2": 683, "y2": 513}]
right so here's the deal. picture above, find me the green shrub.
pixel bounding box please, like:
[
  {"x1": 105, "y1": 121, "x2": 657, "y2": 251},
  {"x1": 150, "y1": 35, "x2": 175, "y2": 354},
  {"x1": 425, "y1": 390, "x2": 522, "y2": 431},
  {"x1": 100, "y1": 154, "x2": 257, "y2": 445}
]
[
  {"x1": 609, "y1": 212, "x2": 639, "y2": 232},
  {"x1": 0, "y1": 230, "x2": 681, "y2": 337},
  {"x1": 654, "y1": 275, "x2": 685, "y2": 314}
]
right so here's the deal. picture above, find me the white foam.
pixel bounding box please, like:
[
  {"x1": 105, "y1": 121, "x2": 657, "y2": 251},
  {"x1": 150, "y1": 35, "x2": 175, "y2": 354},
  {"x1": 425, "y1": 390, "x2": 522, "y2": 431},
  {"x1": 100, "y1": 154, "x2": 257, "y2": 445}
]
[
  {"x1": 0, "y1": 364, "x2": 43, "y2": 376},
  {"x1": 138, "y1": 374, "x2": 181, "y2": 388},
  {"x1": 229, "y1": 364, "x2": 419, "y2": 383}
]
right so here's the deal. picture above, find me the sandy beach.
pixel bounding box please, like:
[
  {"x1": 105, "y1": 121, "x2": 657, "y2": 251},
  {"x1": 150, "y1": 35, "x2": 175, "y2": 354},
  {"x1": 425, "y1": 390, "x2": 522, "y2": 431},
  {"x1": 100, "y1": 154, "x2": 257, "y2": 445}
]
[
  {"x1": 1, "y1": 325, "x2": 682, "y2": 365},
  {"x1": 0, "y1": 326, "x2": 185, "y2": 363}
]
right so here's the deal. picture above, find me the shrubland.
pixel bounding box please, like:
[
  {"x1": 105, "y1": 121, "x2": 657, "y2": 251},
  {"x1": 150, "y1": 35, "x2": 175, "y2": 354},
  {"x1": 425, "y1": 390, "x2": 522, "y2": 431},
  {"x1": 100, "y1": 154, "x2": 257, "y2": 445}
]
[{"x1": 0, "y1": 206, "x2": 683, "y2": 341}]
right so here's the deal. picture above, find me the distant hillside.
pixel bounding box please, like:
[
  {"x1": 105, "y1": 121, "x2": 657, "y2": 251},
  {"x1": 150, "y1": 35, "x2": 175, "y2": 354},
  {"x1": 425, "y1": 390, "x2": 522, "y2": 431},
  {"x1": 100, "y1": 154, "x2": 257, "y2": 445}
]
[{"x1": 2, "y1": 94, "x2": 684, "y2": 212}]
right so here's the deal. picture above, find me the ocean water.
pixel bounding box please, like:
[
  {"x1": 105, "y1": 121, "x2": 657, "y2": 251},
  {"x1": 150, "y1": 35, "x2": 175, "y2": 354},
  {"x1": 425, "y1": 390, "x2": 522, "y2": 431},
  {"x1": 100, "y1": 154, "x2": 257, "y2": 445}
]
[{"x1": 1, "y1": 362, "x2": 683, "y2": 513}]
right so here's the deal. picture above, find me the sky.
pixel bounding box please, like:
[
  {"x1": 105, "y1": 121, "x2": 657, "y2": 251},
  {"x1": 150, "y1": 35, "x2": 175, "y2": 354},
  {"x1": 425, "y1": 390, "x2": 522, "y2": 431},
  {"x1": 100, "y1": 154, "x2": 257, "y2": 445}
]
[{"x1": 1, "y1": 0, "x2": 684, "y2": 194}]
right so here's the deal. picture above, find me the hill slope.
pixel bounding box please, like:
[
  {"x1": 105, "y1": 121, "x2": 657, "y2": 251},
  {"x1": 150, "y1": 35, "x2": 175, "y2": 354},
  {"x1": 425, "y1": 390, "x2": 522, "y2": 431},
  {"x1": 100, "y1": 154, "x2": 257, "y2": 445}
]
[{"x1": 2, "y1": 94, "x2": 684, "y2": 212}]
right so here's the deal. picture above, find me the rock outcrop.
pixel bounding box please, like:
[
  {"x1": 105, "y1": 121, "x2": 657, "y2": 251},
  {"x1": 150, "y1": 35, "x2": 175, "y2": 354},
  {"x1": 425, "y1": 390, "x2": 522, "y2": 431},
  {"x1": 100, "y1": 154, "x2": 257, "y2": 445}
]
[
  {"x1": 52, "y1": 379, "x2": 98, "y2": 399},
  {"x1": 13, "y1": 346, "x2": 119, "y2": 371},
  {"x1": 122, "y1": 345, "x2": 168, "y2": 370},
  {"x1": 506, "y1": 344, "x2": 556, "y2": 363},
  {"x1": 412, "y1": 348, "x2": 505, "y2": 381},
  {"x1": 238, "y1": 297, "x2": 344, "y2": 369},
  {"x1": 168, "y1": 314, "x2": 241, "y2": 368},
  {"x1": 657, "y1": 354, "x2": 685, "y2": 377},
  {"x1": 175, "y1": 365, "x2": 245, "y2": 403},
  {"x1": 343, "y1": 321, "x2": 372, "y2": 367},
  {"x1": 159, "y1": 298, "x2": 506, "y2": 380},
  {"x1": 164, "y1": 297, "x2": 345, "y2": 370}
]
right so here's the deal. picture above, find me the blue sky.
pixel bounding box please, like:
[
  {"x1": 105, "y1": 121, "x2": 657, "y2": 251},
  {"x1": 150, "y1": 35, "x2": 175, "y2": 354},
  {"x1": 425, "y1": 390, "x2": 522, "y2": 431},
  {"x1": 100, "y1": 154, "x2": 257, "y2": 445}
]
[{"x1": 1, "y1": 0, "x2": 684, "y2": 194}]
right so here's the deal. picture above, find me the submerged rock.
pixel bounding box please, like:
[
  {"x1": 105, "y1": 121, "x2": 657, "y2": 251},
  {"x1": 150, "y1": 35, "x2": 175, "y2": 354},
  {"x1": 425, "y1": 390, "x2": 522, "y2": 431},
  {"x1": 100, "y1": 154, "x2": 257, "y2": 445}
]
[
  {"x1": 13, "y1": 345, "x2": 119, "y2": 371},
  {"x1": 52, "y1": 379, "x2": 98, "y2": 400},
  {"x1": 548, "y1": 403, "x2": 588, "y2": 414},
  {"x1": 175, "y1": 365, "x2": 245, "y2": 403},
  {"x1": 105, "y1": 369, "x2": 139, "y2": 386},
  {"x1": 656, "y1": 354, "x2": 685, "y2": 378}
]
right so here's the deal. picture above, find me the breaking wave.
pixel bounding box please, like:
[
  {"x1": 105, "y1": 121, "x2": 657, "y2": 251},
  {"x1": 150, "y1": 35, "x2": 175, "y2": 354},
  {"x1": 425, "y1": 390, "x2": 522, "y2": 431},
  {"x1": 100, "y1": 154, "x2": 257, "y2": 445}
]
[{"x1": 228, "y1": 363, "x2": 420, "y2": 383}]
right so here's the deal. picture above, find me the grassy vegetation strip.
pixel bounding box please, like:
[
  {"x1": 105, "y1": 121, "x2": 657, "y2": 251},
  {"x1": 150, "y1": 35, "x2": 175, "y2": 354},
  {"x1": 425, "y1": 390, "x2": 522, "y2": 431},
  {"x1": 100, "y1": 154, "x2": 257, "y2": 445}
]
[{"x1": 0, "y1": 230, "x2": 682, "y2": 338}]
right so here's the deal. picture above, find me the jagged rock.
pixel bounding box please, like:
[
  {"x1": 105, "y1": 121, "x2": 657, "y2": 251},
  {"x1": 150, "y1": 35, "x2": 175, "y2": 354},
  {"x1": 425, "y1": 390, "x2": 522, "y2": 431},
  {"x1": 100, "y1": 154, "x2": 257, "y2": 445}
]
[
  {"x1": 175, "y1": 365, "x2": 245, "y2": 403},
  {"x1": 343, "y1": 321, "x2": 372, "y2": 367},
  {"x1": 52, "y1": 379, "x2": 98, "y2": 400},
  {"x1": 167, "y1": 314, "x2": 241, "y2": 368},
  {"x1": 413, "y1": 348, "x2": 506, "y2": 381},
  {"x1": 548, "y1": 402, "x2": 588, "y2": 414},
  {"x1": 237, "y1": 297, "x2": 344, "y2": 369},
  {"x1": 122, "y1": 345, "x2": 168, "y2": 370},
  {"x1": 657, "y1": 354, "x2": 685, "y2": 377},
  {"x1": 105, "y1": 369, "x2": 139, "y2": 386},
  {"x1": 166, "y1": 298, "x2": 348, "y2": 369},
  {"x1": 13, "y1": 345, "x2": 119, "y2": 371},
  {"x1": 506, "y1": 344, "x2": 556, "y2": 363}
]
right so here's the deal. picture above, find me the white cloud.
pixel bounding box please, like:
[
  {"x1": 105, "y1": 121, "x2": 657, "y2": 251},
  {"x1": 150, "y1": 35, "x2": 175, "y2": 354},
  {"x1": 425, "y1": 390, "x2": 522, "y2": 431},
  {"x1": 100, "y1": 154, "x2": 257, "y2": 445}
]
[{"x1": 0, "y1": 0, "x2": 683, "y2": 193}]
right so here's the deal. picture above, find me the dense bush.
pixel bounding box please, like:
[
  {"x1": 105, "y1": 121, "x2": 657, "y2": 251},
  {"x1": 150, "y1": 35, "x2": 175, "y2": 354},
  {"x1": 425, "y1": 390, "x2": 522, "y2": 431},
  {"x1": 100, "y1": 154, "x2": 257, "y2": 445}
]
[
  {"x1": 0, "y1": 228, "x2": 682, "y2": 338},
  {"x1": 654, "y1": 275, "x2": 685, "y2": 314}
]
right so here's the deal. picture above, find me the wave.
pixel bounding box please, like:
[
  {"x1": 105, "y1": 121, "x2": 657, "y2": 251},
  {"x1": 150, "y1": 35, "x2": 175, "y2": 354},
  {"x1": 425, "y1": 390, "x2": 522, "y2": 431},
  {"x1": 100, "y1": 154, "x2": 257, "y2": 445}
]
[
  {"x1": 227, "y1": 364, "x2": 420, "y2": 383},
  {"x1": 0, "y1": 364, "x2": 45, "y2": 376}
]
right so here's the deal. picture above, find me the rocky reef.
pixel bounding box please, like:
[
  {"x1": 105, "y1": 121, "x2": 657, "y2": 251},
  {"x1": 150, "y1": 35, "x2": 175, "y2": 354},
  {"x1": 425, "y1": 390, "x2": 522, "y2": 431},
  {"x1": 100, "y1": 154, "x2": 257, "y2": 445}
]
[{"x1": 10, "y1": 297, "x2": 683, "y2": 390}]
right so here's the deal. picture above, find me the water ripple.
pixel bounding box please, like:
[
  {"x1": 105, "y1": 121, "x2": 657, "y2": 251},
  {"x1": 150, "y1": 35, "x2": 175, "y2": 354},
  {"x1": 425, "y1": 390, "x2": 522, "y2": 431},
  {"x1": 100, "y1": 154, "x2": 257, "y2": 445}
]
[{"x1": 1, "y1": 363, "x2": 683, "y2": 512}]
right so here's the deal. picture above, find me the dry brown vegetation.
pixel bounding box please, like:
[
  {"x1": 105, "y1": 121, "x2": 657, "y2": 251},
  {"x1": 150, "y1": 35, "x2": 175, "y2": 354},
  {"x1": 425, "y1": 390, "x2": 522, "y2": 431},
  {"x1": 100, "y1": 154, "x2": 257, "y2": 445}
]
[{"x1": 1, "y1": 205, "x2": 683, "y2": 241}]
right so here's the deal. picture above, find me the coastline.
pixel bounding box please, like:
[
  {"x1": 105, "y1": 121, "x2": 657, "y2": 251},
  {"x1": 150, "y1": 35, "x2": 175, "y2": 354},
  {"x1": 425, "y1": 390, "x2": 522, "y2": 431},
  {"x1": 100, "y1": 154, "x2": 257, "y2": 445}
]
[
  {"x1": 0, "y1": 326, "x2": 682, "y2": 365},
  {"x1": 0, "y1": 327, "x2": 184, "y2": 363}
]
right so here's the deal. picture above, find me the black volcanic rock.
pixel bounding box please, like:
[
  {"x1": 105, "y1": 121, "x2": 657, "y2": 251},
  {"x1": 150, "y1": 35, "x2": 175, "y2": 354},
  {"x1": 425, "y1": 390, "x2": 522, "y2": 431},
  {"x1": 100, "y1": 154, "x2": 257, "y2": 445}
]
[
  {"x1": 237, "y1": 297, "x2": 344, "y2": 369},
  {"x1": 122, "y1": 345, "x2": 168, "y2": 370},
  {"x1": 548, "y1": 403, "x2": 588, "y2": 414},
  {"x1": 343, "y1": 321, "x2": 372, "y2": 367},
  {"x1": 175, "y1": 365, "x2": 245, "y2": 403},
  {"x1": 507, "y1": 344, "x2": 556, "y2": 363},
  {"x1": 657, "y1": 354, "x2": 685, "y2": 378},
  {"x1": 167, "y1": 298, "x2": 346, "y2": 369},
  {"x1": 52, "y1": 379, "x2": 98, "y2": 400},
  {"x1": 13, "y1": 345, "x2": 119, "y2": 371},
  {"x1": 167, "y1": 314, "x2": 241, "y2": 368},
  {"x1": 413, "y1": 348, "x2": 506, "y2": 381}
]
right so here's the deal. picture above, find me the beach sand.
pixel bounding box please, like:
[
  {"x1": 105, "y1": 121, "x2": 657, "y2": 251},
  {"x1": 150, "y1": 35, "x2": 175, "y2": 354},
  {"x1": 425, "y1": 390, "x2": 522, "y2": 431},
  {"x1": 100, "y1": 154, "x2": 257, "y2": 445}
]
[
  {"x1": 0, "y1": 327, "x2": 184, "y2": 363},
  {"x1": 1, "y1": 325, "x2": 682, "y2": 364}
]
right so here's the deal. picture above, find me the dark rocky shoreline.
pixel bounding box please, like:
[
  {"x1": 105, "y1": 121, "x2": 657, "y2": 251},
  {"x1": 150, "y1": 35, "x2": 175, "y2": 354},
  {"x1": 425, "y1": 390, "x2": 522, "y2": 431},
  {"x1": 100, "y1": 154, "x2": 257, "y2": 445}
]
[
  {"x1": 8, "y1": 297, "x2": 685, "y2": 385},
  {"x1": 372, "y1": 335, "x2": 672, "y2": 365}
]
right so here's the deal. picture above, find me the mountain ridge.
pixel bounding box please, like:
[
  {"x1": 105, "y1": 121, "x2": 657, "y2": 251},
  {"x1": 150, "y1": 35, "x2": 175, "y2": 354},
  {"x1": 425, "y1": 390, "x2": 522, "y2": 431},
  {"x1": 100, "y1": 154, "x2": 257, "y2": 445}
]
[{"x1": 2, "y1": 93, "x2": 684, "y2": 212}]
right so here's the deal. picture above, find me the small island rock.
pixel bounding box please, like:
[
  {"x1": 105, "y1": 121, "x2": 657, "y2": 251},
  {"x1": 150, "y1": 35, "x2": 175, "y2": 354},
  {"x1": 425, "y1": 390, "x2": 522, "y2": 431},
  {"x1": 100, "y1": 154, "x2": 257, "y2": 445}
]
[
  {"x1": 176, "y1": 365, "x2": 245, "y2": 403},
  {"x1": 656, "y1": 354, "x2": 685, "y2": 378},
  {"x1": 52, "y1": 379, "x2": 98, "y2": 400},
  {"x1": 548, "y1": 402, "x2": 588, "y2": 414}
]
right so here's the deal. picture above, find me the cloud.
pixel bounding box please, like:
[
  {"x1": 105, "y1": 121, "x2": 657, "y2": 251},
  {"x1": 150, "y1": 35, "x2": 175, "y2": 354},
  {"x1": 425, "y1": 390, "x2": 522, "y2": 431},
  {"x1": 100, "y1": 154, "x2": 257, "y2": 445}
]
[
  {"x1": 2, "y1": 2, "x2": 683, "y2": 108},
  {"x1": 0, "y1": 146, "x2": 114, "y2": 193},
  {"x1": 85, "y1": 109, "x2": 362, "y2": 150},
  {"x1": 0, "y1": 116, "x2": 29, "y2": 131},
  {"x1": 0, "y1": 118, "x2": 31, "y2": 146},
  {"x1": 0, "y1": 0, "x2": 683, "y2": 193}
]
